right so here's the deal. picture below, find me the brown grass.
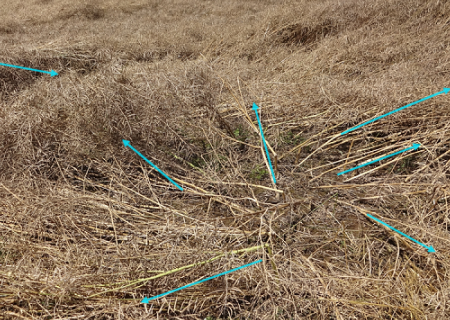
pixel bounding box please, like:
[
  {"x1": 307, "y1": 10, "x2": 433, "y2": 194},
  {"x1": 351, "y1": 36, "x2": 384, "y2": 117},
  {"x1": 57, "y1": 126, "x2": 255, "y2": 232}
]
[{"x1": 1, "y1": 0, "x2": 450, "y2": 318}]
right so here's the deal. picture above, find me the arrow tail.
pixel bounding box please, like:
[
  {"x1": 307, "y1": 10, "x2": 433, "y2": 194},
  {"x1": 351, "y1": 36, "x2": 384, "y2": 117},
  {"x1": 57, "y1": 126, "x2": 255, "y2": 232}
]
[
  {"x1": 366, "y1": 214, "x2": 430, "y2": 250},
  {"x1": 337, "y1": 145, "x2": 415, "y2": 176},
  {"x1": 142, "y1": 259, "x2": 262, "y2": 303},
  {"x1": 253, "y1": 104, "x2": 277, "y2": 184},
  {"x1": 126, "y1": 144, "x2": 183, "y2": 191},
  {"x1": 0, "y1": 62, "x2": 52, "y2": 75},
  {"x1": 341, "y1": 90, "x2": 446, "y2": 135}
]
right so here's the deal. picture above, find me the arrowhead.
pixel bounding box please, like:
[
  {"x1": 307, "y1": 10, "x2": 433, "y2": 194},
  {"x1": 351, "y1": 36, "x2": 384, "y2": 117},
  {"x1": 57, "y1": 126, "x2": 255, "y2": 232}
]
[
  {"x1": 50, "y1": 70, "x2": 58, "y2": 77},
  {"x1": 252, "y1": 102, "x2": 259, "y2": 110},
  {"x1": 412, "y1": 143, "x2": 420, "y2": 150},
  {"x1": 122, "y1": 139, "x2": 130, "y2": 147},
  {"x1": 141, "y1": 298, "x2": 149, "y2": 304},
  {"x1": 427, "y1": 246, "x2": 436, "y2": 253},
  {"x1": 443, "y1": 88, "x2": 450, "y2": 94}
]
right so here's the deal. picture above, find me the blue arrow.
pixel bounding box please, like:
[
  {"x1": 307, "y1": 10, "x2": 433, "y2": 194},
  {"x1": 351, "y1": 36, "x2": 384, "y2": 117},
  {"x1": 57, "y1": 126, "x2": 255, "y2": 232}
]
[
  {"x1": 122, "y1": 140, "x2": 183, "y2": 191},
  {"x1": 141, "y1": 259, "x2": 262, "y2": 303},
  {"x1": 337, "y1": 143, "x2": 420, "y2": 176},
  {"x1": 0, "y1": 62, "x2": 58, "y2": 77},
  {"x1": 366, "y1": 214, "x2": 435, "y2": 253},
  {"x1": 341, "y1": 88, "x2": 450, "y2": 135},
  {"x1": 252, "y1": 103, "x2": 276, "y2": 184}
]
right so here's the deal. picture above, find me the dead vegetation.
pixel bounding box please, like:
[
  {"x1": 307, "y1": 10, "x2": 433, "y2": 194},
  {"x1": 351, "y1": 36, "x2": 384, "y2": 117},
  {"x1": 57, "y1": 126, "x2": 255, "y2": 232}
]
[{"x1": 1, "y1": 0, "x2": 450, "y2": 319}]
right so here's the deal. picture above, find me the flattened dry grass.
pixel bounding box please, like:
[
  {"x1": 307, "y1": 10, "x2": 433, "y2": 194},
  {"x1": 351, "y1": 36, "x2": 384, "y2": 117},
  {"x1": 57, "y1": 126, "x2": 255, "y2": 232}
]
[{"x1": 1, "y1": 0, "x2": 450, "y2": 319}]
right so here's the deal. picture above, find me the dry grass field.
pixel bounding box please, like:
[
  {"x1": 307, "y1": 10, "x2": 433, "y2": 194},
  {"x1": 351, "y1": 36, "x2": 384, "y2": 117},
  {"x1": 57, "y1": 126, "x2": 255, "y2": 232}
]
[{"x1": 1, "y1": 0, "x2": 450, "y2": 318}]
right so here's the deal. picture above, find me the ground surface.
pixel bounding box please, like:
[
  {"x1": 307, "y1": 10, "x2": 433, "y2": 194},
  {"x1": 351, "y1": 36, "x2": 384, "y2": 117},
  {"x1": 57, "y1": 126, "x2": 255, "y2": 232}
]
[{"x1": 1, "y1": 0, "x2": 450, "y2": 319}]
